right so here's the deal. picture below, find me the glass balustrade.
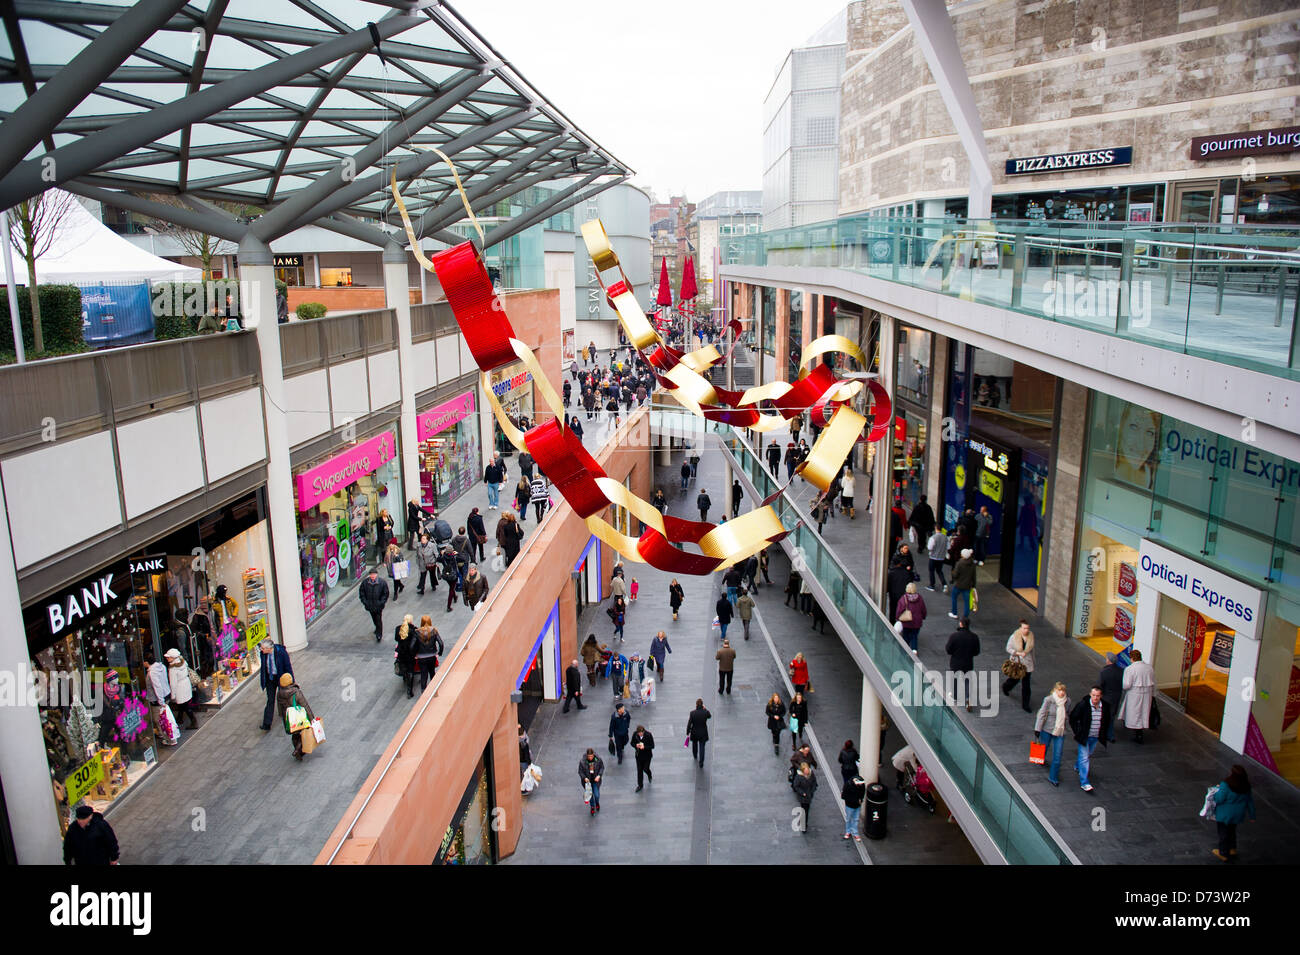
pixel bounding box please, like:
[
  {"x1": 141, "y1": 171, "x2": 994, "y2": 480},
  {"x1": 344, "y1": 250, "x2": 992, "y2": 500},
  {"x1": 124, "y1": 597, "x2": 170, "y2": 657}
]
[{"x1": 736, "y1": 215, "x2": 1300, "y2": 380}]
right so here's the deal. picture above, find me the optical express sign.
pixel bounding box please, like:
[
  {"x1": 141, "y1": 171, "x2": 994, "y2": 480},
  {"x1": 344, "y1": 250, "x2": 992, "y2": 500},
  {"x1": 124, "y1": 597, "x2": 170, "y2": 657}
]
[{"x1": 1137, "y1": 539, "x2": 1264, "y2": 640}]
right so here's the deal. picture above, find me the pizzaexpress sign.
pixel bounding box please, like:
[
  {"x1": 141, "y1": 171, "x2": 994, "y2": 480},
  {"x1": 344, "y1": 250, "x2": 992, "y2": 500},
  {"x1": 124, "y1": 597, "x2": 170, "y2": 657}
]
[{"x1": 1005, "y1": 147, "x2": 1132, "y2": 176}]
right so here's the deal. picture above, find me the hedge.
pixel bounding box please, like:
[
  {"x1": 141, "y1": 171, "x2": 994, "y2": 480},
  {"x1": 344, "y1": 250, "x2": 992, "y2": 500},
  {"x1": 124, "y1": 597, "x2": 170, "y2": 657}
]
[
  {"x1": 150, "y1": 281, "x2": 244, "y2": 339},
  {"x1": 0, "y1": 284, "x2": 85, "y2": 354},
  {"x1": 296, "y1": 302, "x2": 327, "y2": 320}
]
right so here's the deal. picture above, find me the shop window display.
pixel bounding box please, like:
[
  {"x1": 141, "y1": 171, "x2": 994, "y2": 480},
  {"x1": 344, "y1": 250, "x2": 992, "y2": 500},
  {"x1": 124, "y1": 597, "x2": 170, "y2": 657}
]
[
  {"x1": 418, "y1": 393, "x2": 481, "y2": 511},
  {"x1": 295, "y1": 430, "x2": 404, "y2": 626}
]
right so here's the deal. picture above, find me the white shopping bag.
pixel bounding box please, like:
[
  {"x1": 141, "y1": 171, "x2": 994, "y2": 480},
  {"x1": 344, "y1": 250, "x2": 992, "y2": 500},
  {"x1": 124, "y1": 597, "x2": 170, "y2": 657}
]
[
  {"x1": 392, "y1": 560, "x2": 410, "y2": 580},
  {"x1": 641, "y1": 676, "x2": 656, "y2": 703},
  {"x1": 311, "y1": 718, "x2": 326, "y2": 743},
  {"x1": 583, "y1": 779, "x2": 592, "y2": 804},
  {"x1": 710, "y1": 616, "x2": 720, "y2": 632}
]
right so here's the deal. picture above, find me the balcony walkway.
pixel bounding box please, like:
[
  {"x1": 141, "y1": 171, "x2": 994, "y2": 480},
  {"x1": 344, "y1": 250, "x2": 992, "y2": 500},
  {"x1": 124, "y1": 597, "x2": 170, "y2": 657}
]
[{"x1": 726, "y1": 422, "x2": 1300, "y2": 865}]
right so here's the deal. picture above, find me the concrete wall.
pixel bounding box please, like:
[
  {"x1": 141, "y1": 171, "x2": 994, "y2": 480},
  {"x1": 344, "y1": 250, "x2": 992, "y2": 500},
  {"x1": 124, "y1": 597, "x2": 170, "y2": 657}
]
[
  {"x1": 839, "y1": 0, "x2": 1300, "y2": 212},
  {"x1": 1044, "y1": 379, "x2": 1088, "y2": 631},
  {"x1": 316, "y1": 408, "x2": 652, "y2": 865}
]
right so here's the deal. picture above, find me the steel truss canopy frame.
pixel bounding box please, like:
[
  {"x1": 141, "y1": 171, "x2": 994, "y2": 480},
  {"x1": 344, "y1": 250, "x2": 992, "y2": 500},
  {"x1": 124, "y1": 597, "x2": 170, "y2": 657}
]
[{"x1": 0, "y1": 0, "x2": 633, "y2": 249}]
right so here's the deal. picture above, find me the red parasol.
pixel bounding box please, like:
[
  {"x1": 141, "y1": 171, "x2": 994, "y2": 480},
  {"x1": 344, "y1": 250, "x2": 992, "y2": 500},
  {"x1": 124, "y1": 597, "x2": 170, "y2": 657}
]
[{"x1": 655, "y1": 257, "x2": 673, "y2": 307}]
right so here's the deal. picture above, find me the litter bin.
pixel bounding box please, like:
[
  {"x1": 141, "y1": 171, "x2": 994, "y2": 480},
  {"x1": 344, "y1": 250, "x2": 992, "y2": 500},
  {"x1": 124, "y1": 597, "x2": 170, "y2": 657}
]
[{"x1": 864, "y1": 782, "x2": 888, "y2": 839}]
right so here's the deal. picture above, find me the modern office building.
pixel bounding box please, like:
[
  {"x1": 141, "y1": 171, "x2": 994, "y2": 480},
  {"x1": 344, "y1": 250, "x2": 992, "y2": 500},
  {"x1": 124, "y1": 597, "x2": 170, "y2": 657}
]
[
  {"x1": 761, "y1": 10, "x2": 848, "y2": 230},
  {"x1": 688, "y1": 190, "x2": 763, "y2": 305}
]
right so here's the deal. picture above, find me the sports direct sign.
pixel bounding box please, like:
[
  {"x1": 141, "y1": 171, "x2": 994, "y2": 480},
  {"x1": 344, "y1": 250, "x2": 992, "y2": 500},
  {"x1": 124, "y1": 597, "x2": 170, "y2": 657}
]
[{"x1": 1136, "y1": 539, "x2": 1264, "y2": 640}]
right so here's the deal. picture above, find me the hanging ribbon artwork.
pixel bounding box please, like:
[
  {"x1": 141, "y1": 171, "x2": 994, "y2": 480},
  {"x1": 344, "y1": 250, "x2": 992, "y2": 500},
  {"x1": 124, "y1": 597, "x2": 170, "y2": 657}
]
[{"x1": 390, "y1": 165, "x2": 891, "y2": 575}]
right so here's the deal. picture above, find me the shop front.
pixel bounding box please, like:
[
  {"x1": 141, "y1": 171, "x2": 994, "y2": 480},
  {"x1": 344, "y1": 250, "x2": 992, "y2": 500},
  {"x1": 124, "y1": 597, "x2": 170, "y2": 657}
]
[
  {"x1": 417, "y1": 391, "x2": 480, "y2": 511},
  {"x1": 941, "y1": 343, "x2": 1055, "y2": 607},
  {"x1": 24, "y1": 488, "x2": 279, "y2": 831},
  {"x1": 1072, "y1": 392, "x2": 1300, "y2": 785},
  {"x1": 572, "y1": 536, "x2": 602, "y2": 614},
  {"x1": 294, "y1": 428, "x2": 404, "y2": 626},
  {"x1": 517, "y1": 602, "x2": 560, "y2": 729},
  {"x1": 489, "y1": 361, "x2": 534, "y2": 455},
  {"x1": 433, "y1": 742, "x2": 497, "y2": 864}
]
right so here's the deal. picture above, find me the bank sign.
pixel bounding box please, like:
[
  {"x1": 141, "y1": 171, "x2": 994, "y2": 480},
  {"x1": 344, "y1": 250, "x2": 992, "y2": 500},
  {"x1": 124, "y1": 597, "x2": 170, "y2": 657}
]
[
  {"x1": 1136, "y1": 539, "x2": 1264, "y2": 640},
  {"x1": 1005, "y1": 147, "x2": 1132, "y2": 176}
]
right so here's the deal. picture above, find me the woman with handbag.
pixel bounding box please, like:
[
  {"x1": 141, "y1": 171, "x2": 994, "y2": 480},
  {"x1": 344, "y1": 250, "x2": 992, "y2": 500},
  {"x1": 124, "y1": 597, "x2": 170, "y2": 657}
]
[
  {"x1": 1032, "y1": 682, "x2": 1071, "y2": 786},
  {"x1": 1001, "y1": 620, "x2": 1036, "y2": 712},
  {"x1": 275, "y1": 672, "x2": 316, "y2": 762},
  {"x1": 394, "y1": 614, "x2": 416, "y2": 698},
  {"x1": 765, "y1": 693, "x2": 787, "y2": 755},
  {"x1": 788, "y1": 691, "x2": 809, "y2": 750},
  {"x1": 894, "y1": 582, "x2": 927, "y2": 652},
  {"x1": 668, "y1": 579, "x2": 684, "y2": 621},
  {"x1": 163, "y1": 648, "x2": 198, "y2": 729},
  {"x1": 466, "y1": 507, "x2": 488, "y2": 562},
  {"x1": 384, "y1": 539, "x2": 405, "y2": 601},
  {"x1": 413, "y1": 615, "x2": 444, "y2": 693},
  {"x1": 789, "y1": 653, "x2": 810, "y2": 695}
]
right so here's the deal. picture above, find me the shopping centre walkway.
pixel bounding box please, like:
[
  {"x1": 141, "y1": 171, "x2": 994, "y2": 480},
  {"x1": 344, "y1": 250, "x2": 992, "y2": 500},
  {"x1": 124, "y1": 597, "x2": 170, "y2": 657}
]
[
  {"x1": 504, "y1": 450, "x2": 980, "y2": 865},
  {"x1": 723, "y1": 424, "x2": 1300, "y2": 865},
  {"x1": 104, "y1": 412, "x2": 624, "y2": 865}
]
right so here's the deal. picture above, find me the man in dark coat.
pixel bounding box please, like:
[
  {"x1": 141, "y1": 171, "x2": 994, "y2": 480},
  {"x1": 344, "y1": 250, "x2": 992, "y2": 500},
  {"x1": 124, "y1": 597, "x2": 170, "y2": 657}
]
[
  {"x1": 258, "y1": 639, "x2": 293, "y2": 731},
  {"x1": 909, "y1": 494, "x2": 936, "y2": 544},
  {"x1": 714, "y1": 591, "x2": 734, "y2": 641},
  {"x1": 632, "y1": 725, "x2": 655, "y2": 791},
  {"x1": 1068, "y1": 686, "x2": 1112, "y2": 794},
  {"x1": 1098, "y1": 652, "x2": 1124, "y2": 743},
  {"x1": 697, "y1": 489, "x2": 711, "y2": 523},
  {"x1": 608, "y1": 703, "x2": 631, "y2": 764},
  {"x1": 359, "y1": 568, "x2": 389, "y2": 642},
  {"x1": 766, "y1": 441, "x2": 781, "y2": 476},
  {"x1": 63, "y1": 806, "x2": 119, "y2": 865},
  {"x1": 944, "y1": 618, "x2": 981, "y2": 712},
  {"x1": 687, "y1": 699, "x2": 712, "y2": 768},
  {"x1": 563, "y1": 659, "x2": 586, "y2": 713},
  {"x1": 886, "y1": 562, "x2": 913, "y2": 625}
]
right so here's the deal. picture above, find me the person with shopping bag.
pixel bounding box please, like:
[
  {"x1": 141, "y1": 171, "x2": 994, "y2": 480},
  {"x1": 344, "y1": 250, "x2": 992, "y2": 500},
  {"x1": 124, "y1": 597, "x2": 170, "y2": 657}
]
[
  {"x1": 579, "y1": 748, "x2": 604, "y2": 815},
  {"x1": 1032, "y1": 682, "x2": 1071, "y2": 786},
  {"x1": 275, "y1": 672, "x2": 317, "y2": 762},
  {"x1": 788, "y1": 690, "x2": 809, "y2": 750},
  {"x1": 258, "y1": 637, "x2": 294, "y2": 731},
  {"x1": 1000, "y1": 620, "x2": 1036, "y2": 713}
]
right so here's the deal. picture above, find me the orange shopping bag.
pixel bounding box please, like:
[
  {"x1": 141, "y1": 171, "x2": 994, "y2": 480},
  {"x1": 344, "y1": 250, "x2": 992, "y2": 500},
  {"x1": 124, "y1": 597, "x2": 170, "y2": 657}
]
[{"x1": 1029, "y1": 741, "x2": 1046, "y2": 765}]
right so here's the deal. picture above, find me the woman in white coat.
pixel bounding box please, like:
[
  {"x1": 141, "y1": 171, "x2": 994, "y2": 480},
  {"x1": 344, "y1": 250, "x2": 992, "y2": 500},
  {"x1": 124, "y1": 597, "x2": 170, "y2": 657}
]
[
  {"x1": 163, "y1": 648, "x2": 198, "y2": 730},
  {"x1": 1000, "y1": 620, "x2": 1036, "y2": 712},
  {"x1": 1118, "y1": 648, "x2": 1156, "y2": 743}
]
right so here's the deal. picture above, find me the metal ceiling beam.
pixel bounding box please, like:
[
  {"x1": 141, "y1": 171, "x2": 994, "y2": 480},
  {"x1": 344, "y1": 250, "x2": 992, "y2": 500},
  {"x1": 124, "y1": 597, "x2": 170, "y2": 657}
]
[
  {"x1": 268, "y1": 106, "x2": 532, "y2": 240},
  {"x1": 0, "y1": 13, "x2": 426, "y2": 209},
  {"x1": 313, "y1": 213, "x2": 399, "y2": 249},
  {"x1": 252, "y1": 68, "x2": 491, "y2": 239},
  {"x1": 177, "y1": 0, "x2": 231, "y2": 192},
  {"x1": 480, "y1": 170, "x2": 606, "y2": 250},
  {"x1": 0, "y1": 0, "x2": 190, "y2": 177},
  {"x1": 412, "y1": 151, "x2": 575, "y2": 239},
  {"x1": 11, "y1": 2, "x2": 482, "y2": 68},
  {"x1": 0, "y1": 2, "x2": 52, "y2": 151},
  {"x1": 63, "y1": 181, "x2": 247, "y2": 242}
]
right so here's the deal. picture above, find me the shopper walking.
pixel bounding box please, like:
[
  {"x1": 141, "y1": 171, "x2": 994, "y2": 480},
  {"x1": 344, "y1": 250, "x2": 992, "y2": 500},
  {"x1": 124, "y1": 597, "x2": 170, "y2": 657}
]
[
  {"x1": 258, "y1": 637, "x2": 293, "y2": 731},
  {"x1": 765, "y1": 693, "x2": 787, "y2": 754},
  {"x1": 926, "y1": 525, "x2": 949, "y2": 592},
  {"x1": 668, "y1": 579, "x2": 684, "y2": 621},
  {"x1": 1211, "y1": 764, "x2": 1256, "y2": 861},
  {"x1": 909, "y1": 494, "x2": 936, "y2": 544},
  {"x1": 731, "y1": 478, "x2": 742, "y2": 518},
  {"x1": 1068, "y1": 686, "x2": 1112, "y2": 794},
  {"x1": 680, "y1": 461, "x2": 691, "y2": 491},
  {"x1": 697, "y1": 488, "x2": 712, "y2": 523},
  {"x1": 714, "y1": 591, "x2": 733, "y2": 640},
  {"x1": 530, "y1": 474, "x2": 550, "y2": 522},
  {"x1": 649, "y1": 630, "x2": 672, "y2": 680},
  {"x1": 715, "y1": 639, "x2": 736, "y2": 694},
  {"x1": 842, "y1": 774, "x2": 866, "y2": 842},
  {"x1": 1098, "y1": 652, "x2": 1124, "y2": 743},
  {"x1": 724, "y1": 565, "x2": 742, "y2": 606},
  {"x1": 766, "y1": 441, "x2": 781, "y2": 476},
  {"x1": 579, "y1": 748, "x2": 604, "y2": 815},
  {"x1": 789, "y1": 652, "x2": 810, "y2": 694},
  {"x1": 275, "y1": 672, "x2": 316, "y2": 762},
  {"x1": 737, "y1": 587, "x2": 755, "y2": 640},
  {"x1": 394, "y1": 616, "x2": 416, "y2": 698},
  {"x1": 632, "y1": 725, "x2": 655, "y2": 791},
  {"x1": 789, "y1": 691, "x2": 809, "y2": 749},
  {"x1": 163, "y1": 648, "x2": 198, "y2": 729},
  {"x1": 63, "y1": 806, "x2": 120, "y2": 865},
  {"x1": 414, "y1": 533, "x2": 439, "y2": 595},
  {"x1": 462, "y1": 564, "x2": 490, "y2": 611},
  {"x1": 840, "y1": 467, "x2": 857, "y2": 518},
  {"x1": 1033, "y1": 682, "x2": 1071, "y2": 787},
  {"x1": 467, "y1": 508, "x2": 488, "y2": 562},
  {"x1": 792, "y1": 763, "x2": 817, "y2": 833},
  {"x1": 412, "y1": 616, "x2": 443, "y2": 692},
  {"x1": 406, "y1": 497, "x2": 430, "y2": 549},
  {"x1": 948, "y1": 548, "x2": 976, "y2": 620},
  {"x1": 359, "y1": 567, "x2": 390, "y2": 642},
  {"x1": 608, "y1": 703, "x2": 631, "y2": 764},
  {"x1": 973, "y1": 505, "x2": 994, "y2": 564},
  {"x1": 999, "y1": 620, "x2": 1036, "y2": 712},
  {"x1": 895, "y1": 582, "x2": 927, "y2": 652},
  {"x1": 384, "y1": 539, "x2": 405, "y2": 601},
  {"x1": 945, "y1": 618, "x2": 981, "y2": 712},
  {"x1": 1118, "y1": 648, "x2": 1156, "y2": 743},
  {"x1": 483, "y1": 453, "x2": 505, "y2": 510},
  {"x1": 563, "y1": 659, "x2": 587, "y2": 713},
  {"x1": 581, "y1": 634, "x2": 602, "y2": 686},
  {"x1": 687, "y1": 698, "x2": 711, "y2": 768},
  {"x1": 838, "y1": 740, "x2": 860, "y2": 786},
  {"x1": 495, "y1": 511, "x2": 525, "y2": 567},
  {"x1": 605, "y1": 649, "x2": 630, "y2": 701}
]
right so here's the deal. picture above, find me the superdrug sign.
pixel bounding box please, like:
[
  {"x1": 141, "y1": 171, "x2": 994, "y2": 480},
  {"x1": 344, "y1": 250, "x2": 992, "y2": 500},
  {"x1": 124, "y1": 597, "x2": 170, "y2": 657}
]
[{"x1": 1005, "y1": 147, "x2": 1133, "y2": 176}]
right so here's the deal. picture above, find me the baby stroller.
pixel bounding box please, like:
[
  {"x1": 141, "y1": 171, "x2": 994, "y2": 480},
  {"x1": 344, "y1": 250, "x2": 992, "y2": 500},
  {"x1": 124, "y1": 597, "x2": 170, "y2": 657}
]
[{"x1": 898, "y1": 761, "x2": 936, "y2": 813}]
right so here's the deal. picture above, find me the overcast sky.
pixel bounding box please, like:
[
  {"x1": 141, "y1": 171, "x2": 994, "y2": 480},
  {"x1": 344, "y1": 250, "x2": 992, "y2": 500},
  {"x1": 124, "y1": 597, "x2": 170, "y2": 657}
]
[{"x1": 451, "y1": 0, "x2": 850, "y2": 203}]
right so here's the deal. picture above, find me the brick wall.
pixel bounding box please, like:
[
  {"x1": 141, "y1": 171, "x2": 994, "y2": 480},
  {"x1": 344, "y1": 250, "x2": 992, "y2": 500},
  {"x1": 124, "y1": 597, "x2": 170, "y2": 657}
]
[{"x1": 839, "y1": 0, "x2": 1300, "y2": 213}]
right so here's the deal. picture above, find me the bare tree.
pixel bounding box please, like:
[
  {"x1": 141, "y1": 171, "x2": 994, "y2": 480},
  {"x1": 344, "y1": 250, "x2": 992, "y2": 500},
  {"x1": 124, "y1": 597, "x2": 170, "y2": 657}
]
[
  {"x1": 138, "y1": 196, "x2": 257, "y2": 279},
  {"x1": 7, "y1": 189, "x2": 79, "y2": 353}
]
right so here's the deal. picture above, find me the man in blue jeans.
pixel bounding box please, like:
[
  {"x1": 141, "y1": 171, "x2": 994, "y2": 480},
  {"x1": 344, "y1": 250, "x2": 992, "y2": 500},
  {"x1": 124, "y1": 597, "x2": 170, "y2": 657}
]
[
  {"x1": 948, "y1": 548, "x2": 977, "y2": 619},
  {"x1": 579, "y1": 748, "x2": 604, "y2": 815},
  {"x1": 1068, "y1": 685, "x2": 1112, "y2": 793},
  {"x1": 714, "y1": 591, "x2": 733, "y2": 641}
]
